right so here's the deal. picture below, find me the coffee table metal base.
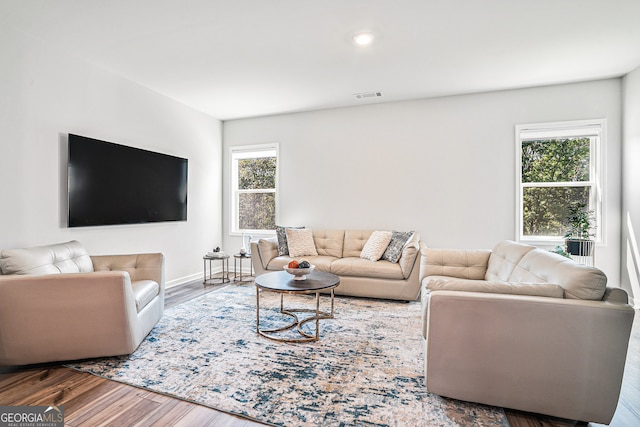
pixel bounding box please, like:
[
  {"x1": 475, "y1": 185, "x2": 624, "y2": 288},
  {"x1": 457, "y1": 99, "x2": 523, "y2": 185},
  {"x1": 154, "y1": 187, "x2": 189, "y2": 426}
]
[{"x1": 256, "y1": 288, "x2": 335, "y2": 343}]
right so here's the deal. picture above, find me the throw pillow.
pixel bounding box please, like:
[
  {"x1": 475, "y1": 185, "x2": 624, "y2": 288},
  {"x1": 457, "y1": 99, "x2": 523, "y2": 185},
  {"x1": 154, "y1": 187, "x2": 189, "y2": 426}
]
[
  {"x1": 276, "y1": 225, "x2": 305, "y2": 256},
  {"x1": 285, "y1": 228, "x2": 318, "y2": 257},
  {"x1": 381, "y1": 230, "x2": 415, "y2": 263},
  {"x1": 360, "y1": 230, "x2": 393, "y2": 262}
]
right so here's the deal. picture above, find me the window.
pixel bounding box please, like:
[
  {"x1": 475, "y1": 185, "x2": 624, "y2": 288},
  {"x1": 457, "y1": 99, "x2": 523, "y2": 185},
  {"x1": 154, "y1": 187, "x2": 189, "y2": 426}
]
[
  {"x1": 516, "y1": 119, "x2": 604, "y2": 243},
  {"x1": 230, "y1": 144, "x2": 278, "y2": 234}
]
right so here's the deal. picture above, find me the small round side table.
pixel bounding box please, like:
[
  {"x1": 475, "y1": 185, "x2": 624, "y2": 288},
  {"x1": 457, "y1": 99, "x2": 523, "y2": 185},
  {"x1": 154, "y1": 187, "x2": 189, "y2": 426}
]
[
  {"x1": 233, "y1": 253, "x2": 254, "y2": 283},
  {"x1": 203, "y1": 254, "x2": 230, "y2": 285}
]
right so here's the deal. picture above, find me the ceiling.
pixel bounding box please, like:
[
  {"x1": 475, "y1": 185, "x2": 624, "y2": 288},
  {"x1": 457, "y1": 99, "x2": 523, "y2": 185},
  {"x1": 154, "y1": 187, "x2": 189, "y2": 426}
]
[{"x1": 3, "y1": 0, "x2": 640, "y2": 120}]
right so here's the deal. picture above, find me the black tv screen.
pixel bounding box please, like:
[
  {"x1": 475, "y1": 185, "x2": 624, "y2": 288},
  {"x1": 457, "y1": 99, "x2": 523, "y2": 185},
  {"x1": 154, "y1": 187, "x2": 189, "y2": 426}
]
[{"x1": 68, "y1": 134, "x2": 188, "y2": 227}]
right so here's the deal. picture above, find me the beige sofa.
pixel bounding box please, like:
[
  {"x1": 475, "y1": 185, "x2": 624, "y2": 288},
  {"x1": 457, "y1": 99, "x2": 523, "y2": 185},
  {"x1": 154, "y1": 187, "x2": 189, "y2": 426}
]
[
  {"x1": 419, "y1": 240, "x2": 635, "y2": 424},
  {"x1": 251, "y1": 229, "x2": 421, "y2": 300},
  {"x1": 0, "y1": 240, "x2": 165, "y2": 366}
]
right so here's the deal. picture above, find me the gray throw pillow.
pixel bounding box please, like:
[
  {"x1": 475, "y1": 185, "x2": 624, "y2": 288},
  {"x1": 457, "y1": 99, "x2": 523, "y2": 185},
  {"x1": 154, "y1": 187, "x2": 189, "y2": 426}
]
[
  {"x1": 276, "y1": 225, "x2": 305, "y2": 256},
  {"x1": 381, "y1": 231, "x2": 414, "y2": 263}
]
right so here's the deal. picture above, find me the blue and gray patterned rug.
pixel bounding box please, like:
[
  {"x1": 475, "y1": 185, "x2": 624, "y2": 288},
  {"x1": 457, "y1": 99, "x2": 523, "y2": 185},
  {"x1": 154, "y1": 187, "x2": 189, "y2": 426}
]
[{"x1": 68, "y1": 284, "x2": 508, "y2": 426}]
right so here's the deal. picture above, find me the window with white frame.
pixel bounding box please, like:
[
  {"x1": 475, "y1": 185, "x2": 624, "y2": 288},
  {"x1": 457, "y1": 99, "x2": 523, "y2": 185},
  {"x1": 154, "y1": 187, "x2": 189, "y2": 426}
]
[
  {"x1": 230, "y1": 144, "x2": 278, "y2": 235},
  {"x1": 516, "y1": 119, "x2": 604, "y2": 243}
]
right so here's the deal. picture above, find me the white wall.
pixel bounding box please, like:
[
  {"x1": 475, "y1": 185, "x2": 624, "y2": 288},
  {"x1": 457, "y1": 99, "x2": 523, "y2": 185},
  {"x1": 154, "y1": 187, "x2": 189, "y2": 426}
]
[
  {"x1": 223, "y1": 79, "x2": 622, "y2": 283},
  {"x1": 0, "y1": 27, "x2": 223, "y2": 285},
  {"x1": 622, "y1": 66, "x2": 640, "y2": 305}
]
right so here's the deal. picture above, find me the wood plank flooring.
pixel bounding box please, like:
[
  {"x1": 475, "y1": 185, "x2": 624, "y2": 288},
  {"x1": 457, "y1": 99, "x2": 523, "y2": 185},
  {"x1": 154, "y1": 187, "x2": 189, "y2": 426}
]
[{"x1": 0, "y1": 280, "x2": 638, "y2": 426}]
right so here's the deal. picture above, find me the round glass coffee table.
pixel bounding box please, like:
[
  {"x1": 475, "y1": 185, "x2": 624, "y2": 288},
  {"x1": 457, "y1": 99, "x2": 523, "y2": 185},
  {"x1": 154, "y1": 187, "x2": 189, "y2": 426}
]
[{"x1": 255, "y1": 270, "x2": 340, "y2": 342}]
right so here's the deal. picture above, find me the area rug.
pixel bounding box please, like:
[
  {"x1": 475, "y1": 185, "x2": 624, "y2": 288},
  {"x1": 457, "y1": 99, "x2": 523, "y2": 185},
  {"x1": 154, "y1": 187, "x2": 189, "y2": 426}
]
[{"x1": 68, "y1": 284, "x2": 508, "y2": 426}]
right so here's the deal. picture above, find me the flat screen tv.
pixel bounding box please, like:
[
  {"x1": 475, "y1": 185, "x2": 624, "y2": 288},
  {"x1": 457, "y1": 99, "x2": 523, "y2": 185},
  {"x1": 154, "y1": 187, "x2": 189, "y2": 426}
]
[{"x1": 68, "y1": 134, "x2": 188, "y2": 227}]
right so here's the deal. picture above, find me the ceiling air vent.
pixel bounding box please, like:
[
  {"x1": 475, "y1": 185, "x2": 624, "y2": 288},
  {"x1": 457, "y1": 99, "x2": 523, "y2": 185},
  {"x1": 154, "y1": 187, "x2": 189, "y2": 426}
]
[{"x1": 354, "y1": 91, "x2": 383, "y2": 100}]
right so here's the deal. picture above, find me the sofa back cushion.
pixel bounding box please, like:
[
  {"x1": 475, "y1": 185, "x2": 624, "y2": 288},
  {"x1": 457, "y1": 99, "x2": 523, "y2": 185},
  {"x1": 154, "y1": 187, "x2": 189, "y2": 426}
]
[
  {"x1": 0, "y1": 240, "x2": 94, "y2": 275},
  {"x1": 511, "y1": 248, "x2": 607, "y2": 300},
  {"x1": 487, "y1": 240, "x2": 607, "y2": 300},
  {"x1": 485, "y1": 240, "x2": 536, "y2": 282},
  {"x1": 312, "y1": 229, "x2": 345, "y2": 258},
  {"x1": 92, "y1": 253, "x2": 164, "y2": 284},
  {"x1": 343, "y1": 230, "x2": 374, "y2": 257},
  {"x1": 421, "y1": 246, "x2": 491, "y2": 281}
]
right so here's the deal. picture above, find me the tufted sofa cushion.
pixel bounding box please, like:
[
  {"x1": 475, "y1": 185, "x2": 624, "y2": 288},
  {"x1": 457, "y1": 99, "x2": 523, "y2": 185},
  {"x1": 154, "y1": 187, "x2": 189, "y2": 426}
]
[
  {"x1": 0, "y1": 240, "x2": 94, "y2": 275},
  {"x1": 330, "y1": 257, "x2": 404, "y2": 279},
  {"x1": 486, "y1": 240, "x2": 607, "y2": 300},
  {"x1": 484, "y1": 240, "x2": 536, "y2": 282},
  {"x1": 421, "y1": 246, "x2": 491, "y2": 280},
  {"x1": 91, "y1": 253, "x2": 164, "y2": 283},
  {"x1": 342, "y1": 230, "x2": 373, "y2": 257},
  {"x1": 312, "y1": 229, "x2": 345, "y2": 258}
]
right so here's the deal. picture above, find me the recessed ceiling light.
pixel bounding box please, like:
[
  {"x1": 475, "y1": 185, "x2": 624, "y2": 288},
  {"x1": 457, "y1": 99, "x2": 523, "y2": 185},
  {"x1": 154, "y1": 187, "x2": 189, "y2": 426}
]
[{"x1": 353, "y1": 32, "x2": 374, "y2": 46}]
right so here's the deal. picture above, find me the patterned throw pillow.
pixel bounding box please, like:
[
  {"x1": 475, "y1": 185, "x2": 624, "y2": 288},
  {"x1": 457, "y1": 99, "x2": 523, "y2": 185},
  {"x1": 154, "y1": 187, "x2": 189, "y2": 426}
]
[
  {"x1": 276, "y1": 225, "x2": 305, "y2": 256},
  {"x1": 285, "y1": 228, "x2": 318, "y2": 257},
  {"x1": 360, "y1": 231, "x2": 393, "y2": 261},
  {"x1": 381, "y1": 231, "x2": 415, "y2": 263}
]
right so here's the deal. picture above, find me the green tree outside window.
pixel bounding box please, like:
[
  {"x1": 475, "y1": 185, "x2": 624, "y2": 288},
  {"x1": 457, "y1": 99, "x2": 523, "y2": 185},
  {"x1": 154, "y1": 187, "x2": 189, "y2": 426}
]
[
  {"x1": 237, "y1": 157, "x2": 277, "y2": 230},
  {"x1": 521, "y1": 138, "x2": 591, "y2": 237}
]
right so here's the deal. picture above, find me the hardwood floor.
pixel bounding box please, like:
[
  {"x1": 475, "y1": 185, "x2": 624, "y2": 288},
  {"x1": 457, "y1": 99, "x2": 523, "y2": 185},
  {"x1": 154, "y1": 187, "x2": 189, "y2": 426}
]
[{"x1": 0, "y1": 280, "x2": 638, "y2": 426}]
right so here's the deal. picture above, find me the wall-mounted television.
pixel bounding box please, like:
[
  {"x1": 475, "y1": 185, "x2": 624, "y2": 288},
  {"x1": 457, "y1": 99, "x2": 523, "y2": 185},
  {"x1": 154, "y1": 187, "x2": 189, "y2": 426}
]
[{"x1": 68, "y1": 134, "x2": 188, "y2": 227}]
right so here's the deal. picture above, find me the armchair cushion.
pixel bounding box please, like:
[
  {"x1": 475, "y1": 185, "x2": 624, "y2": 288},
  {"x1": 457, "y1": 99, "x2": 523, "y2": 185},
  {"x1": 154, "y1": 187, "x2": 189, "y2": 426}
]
[
  {"x1": 0, "y1": 240, "x2": 93, "y2": 275},
  {"x1": 132, "y1": 280, "x2": 160, "y2": 312}
]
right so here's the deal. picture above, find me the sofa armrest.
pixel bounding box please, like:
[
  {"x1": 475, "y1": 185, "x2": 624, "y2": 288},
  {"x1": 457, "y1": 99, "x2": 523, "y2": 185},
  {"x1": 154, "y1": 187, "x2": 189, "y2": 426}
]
[
  {"x1": 0, "y1": 272, "x2": 140, "y2": 365},
  {"x1": 602, "y1": 285, "x2": 631, "y2": 304},
  {"x1": 251, "y1": 238, "x2": 278, "y2": 274},
  {"x1": 419, "y1": 241, "x2": 490, "y2": 282},
  {"x1": 91, "y1": 253, "x2": 164, "y2": 289},
  {"x1": 423, "y1": 290, "x2": 635, "y2": 423},
  {"x1": 398, "y1": 233, "x2": 420, "y2": 279}
]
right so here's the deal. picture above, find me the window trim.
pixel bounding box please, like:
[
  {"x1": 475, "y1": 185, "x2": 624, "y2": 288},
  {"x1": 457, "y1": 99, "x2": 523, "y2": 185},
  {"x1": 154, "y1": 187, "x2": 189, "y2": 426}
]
[
  {"x1": 515, "y1": 119, "x2": 606, "y2": 245},
  {"x1": 229, "y1": 143, "x2": 279, "y2": 236}
]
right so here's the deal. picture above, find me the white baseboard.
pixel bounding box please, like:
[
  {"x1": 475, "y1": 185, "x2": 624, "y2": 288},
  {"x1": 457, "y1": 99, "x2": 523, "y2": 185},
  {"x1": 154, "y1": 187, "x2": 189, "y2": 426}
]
[
  {"x1": 165, "y1": 265, "x2": 254, "y2": 289},
  {"x1": 166, "y1": 272, "x2": 202, "y2": 288}
]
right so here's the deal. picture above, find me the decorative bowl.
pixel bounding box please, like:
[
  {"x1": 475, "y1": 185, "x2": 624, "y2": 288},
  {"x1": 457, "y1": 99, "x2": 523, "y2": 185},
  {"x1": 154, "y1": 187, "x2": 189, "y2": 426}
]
[{"x1": 283, "y1": 265, "x2": 315, "y2": 280}]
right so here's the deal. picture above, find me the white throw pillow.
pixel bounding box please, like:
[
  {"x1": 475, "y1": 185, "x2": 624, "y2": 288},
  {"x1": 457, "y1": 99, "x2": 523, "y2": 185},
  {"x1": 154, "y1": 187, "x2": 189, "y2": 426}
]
[
  {"x1": 360, "y1": 231, "x2": 393, "y2": 261},
  {"x1": 286, "y1": 228, "x2": 318, "y2": 257}
]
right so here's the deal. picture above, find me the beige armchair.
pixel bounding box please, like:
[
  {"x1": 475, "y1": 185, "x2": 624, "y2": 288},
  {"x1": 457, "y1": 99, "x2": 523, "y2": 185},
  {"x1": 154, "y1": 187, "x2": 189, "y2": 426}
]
[
  {"x1": 0, "y1": 241, "x2": 164, "y2": 366},
  {"x1": 419, "y1": 240, "x2": 635, "y2": 424}
]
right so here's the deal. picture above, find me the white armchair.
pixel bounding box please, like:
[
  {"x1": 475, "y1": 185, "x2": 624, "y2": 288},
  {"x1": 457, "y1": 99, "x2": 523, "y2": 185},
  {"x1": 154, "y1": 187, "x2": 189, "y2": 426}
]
[
  {"x1": 0, "y1": 240, "x2": 164, "y2": 366},
  {"x1": 419, "y1": 240, "x2": 635, "y2": 424}
]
